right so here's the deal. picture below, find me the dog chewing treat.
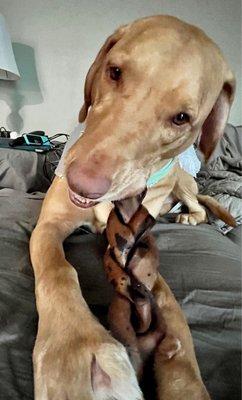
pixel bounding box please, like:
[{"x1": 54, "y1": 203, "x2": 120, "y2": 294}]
[
  {"x1": 30, "y1": 15, "x2": 237, "y2": 400},
  {"x1": 104, "y1": 195, "x2": 211, "y2": 399}
]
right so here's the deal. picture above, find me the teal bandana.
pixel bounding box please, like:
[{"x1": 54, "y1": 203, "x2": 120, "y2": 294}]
[{"x1": 147, "y1": 158, "x2": 176, "y2": 187}]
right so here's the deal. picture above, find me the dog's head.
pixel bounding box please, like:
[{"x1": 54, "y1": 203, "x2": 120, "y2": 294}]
[{"x1": 66, "y1": 15, "x2": 235, "y2": 208}]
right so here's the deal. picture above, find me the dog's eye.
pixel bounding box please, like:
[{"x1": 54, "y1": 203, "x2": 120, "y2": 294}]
[
  {"x1": 172, "y1": 113, "x2": 190, "y2": 126},
  {"x1": 109, "y1": 66, "x2": 122, "y2": 81}
]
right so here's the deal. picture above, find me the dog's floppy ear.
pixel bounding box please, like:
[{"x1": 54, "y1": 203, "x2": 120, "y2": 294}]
[
  {"x1": 79, "y1": 25, "x2": 128, "y2": 122},
  {"x1": 199, "y1": 70, "x2": 236, "y2": 162}
]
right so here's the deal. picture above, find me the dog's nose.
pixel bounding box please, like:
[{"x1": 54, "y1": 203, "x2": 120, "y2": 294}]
[{"x1": 66, "y1": 163, "x2": 111, "y2": 199}]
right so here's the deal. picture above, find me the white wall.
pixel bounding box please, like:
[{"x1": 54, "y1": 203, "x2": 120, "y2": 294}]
[{"x1": 0, "y1": 0, "x2": 241, "y2": 136}]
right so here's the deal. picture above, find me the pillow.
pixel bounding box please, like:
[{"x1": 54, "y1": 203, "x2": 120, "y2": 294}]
[{"x1": 0, "y1": 147, "x2": 56, "y2": 193}]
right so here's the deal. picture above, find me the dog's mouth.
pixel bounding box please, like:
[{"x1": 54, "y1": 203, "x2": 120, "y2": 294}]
[
  {"x1": 68, "y1": 189, "x2": 98, "y2": 208},
  {"x1": 68, "y1": 186, "x2": 147, "y2": 210}
]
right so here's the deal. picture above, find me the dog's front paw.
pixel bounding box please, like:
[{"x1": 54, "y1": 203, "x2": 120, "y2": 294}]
[
  {"x1": 176, "y1": 210, "x2": 207, "y2": 225},
  {"x1": 33, "y1": 326, "x2": 143, "y2": 400}
]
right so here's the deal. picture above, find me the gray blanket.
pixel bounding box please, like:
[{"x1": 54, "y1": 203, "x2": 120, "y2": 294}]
[
  {"x1": 197, "y1": 124, "x2": 242, "y2": 233},
  {"x1": 0, "y1": 125, "x2": 241, "y2": 400},
  {"x1": 0, "y1": 189, "x2": 241, "y2": 400}
]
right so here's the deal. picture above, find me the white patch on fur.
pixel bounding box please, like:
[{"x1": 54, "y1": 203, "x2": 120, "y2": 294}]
[
  {"x1": 34, "y1": 345, "x2": 48, "y2": 400},
  {"x1": 166, "y1": 338, "x2": 182, "y2": 359},
  {"x1": 93, "y1": 343, "x2": 144, "y2": 400}
]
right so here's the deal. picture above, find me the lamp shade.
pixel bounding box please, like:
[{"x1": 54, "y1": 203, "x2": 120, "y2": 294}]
[{"x1": 0, "y1": 14, "x2": 20, "y2": 80}]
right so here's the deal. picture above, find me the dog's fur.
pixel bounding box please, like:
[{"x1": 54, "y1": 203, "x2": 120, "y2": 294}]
[{"x1": 30, "y1": 15, "x2": 235, "y2": 400}]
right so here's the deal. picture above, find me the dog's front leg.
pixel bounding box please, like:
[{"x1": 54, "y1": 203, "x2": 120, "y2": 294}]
[{"x1": 30, "y1": 177, "x2": 142, "y2": 400}]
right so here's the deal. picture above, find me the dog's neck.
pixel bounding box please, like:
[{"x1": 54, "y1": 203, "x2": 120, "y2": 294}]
[{"x1": 147, "y1": 158, "x2": 177, "y2": 188}]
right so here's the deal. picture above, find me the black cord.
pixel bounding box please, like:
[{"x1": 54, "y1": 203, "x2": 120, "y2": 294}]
[{"x1": 49, "y1": 133, "x2": 69, "y2": 141}]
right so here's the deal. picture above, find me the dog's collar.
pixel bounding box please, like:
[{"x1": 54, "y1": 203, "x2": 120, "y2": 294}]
[{"x1": 147, "y1": 158, "x2": 176, "y2": 187}]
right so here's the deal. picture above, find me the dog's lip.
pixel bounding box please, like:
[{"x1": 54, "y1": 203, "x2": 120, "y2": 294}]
[
  {"x1": 68, "y1": 185, "x2": 147, "y2": 209},
  {"x1": 68, "y1": 189, "x2": 98, "y2": 208}
]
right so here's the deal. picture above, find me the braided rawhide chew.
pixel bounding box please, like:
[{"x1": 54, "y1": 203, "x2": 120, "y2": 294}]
[
  {"x1": 104, "y1": 194, "x2": 166, "y2": 378},
  {"x1": 104, "y1": 195, "x2": 212, "y2": 400}
]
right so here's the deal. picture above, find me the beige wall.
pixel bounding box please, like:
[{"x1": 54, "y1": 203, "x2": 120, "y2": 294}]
[{"x1": 0, "y1": 0, "x2": 241, "y2": 136}]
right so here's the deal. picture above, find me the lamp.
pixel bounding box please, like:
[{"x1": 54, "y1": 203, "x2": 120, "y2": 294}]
[{"x1": 0, "y1": 14, "x2": 20, "y2": 80}]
